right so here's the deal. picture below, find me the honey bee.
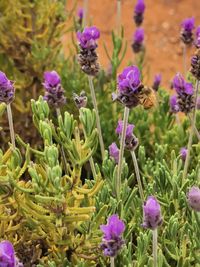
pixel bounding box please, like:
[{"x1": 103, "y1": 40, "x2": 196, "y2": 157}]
[{"x1": 138, "y1": 86, "x2": 157, "y2": 109}]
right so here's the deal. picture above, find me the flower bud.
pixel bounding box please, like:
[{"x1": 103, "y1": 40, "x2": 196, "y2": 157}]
[
  {"x1": 187, "y1": 187, "x2": 200, "y2": 212},
  {"x1": 142, "y1": 196, "x2": 162, "y2": 230}
]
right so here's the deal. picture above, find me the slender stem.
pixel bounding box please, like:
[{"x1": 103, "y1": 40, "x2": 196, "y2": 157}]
[
  {"x1": 88, "y1": 76, "x2": 105, "y2": 160},
  {"x1": 6, "y1": 103, "x2": 16, "y2": 149},
  {"x1": 116, "y1": 0, "x2": 121, "y2": 35},
  {"x1": 183, "y1": 81, "x2": 199, "y2": 180},
  {"x1": 188, "y1": 113, "x2": 200, "y2": 141},
  {"x1": 56, "y1": 108, "x2": 68, "y2": 174},
  {"x1": 83, "y1": 0, "x2": 88, "y2": 27},
  {"x1": 153, "y1": 229, "x2": 158, "y2": 267},
  {"x1": 116, "y1": 107, "x2": 129, "y2": 199},
  {"x1": 183, "y1": 44, "x2": 187, "y2": 77},
  {"x1": 110, "y1": 257, "x2": 115, "y2": 267},
  {"x1": 131, "y1": 150, "x2": 144, "y2": 201}
]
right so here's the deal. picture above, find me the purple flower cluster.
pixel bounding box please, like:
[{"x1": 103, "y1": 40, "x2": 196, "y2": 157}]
[
  {"x1": 180, "y1": 17, "x2": 195, "y2": 45},
  {"x1": 113, "y1": 65, "x2": 145, "y2": 109},
  {"x1": 134, "y1": 0, "x2": 145, "y2": 26},
  {"x1": 187, "y1": 187, "x2": 200, "y2": 212},
  {"x1": 132, "y1": 28, "x2": 144, "y2": 53},
  {"x1": 0, "y1": 71, "x2": 15, "y2": 104},
  {"x1": 180, "y1": 147, "x2": 188, "y2": 161},
  {"x1": 100, "y1": 214, "x2": 125, "y2": 257},
  {"x1": 77, "y1": 26, "x2": 100, "y2": 50},
  {"x1": 116, "y1": 120, "x2": 138, "y2": 151},
  {"x1": 109, "y1": 143, "x2": 119, "y2": 164},
  {"x1": 152, "y1": 74, "x2": 162, "y2": 92},
  {"x1": 43, "y1": 71, "x2": 66, "y2": 108},
  {"x1": 169, "y1": 95, "x2": 179, "y2": 113},
  {"x1": 191, "y1": 32, "x2": 200, "y2": 80},
  {"x1": 142, "y1": 196, "x2": 162, "y2": 230},
  {"x1": 0, "y1": 240, "x2": 23, "y2": 267},
  {"x1": 194, "y1": 26, "x2": 200, "y2": 48},
  {"x1": 170, "y1": 73, "x2": 194, "y2": 114},
  {"x1": 77, "y1": 26, "x2": 100, "y2": 76}
]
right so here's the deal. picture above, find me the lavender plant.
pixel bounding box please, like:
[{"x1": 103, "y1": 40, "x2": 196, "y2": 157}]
[{"x1": 1, "y1": 1, "x2": 200, "y2": 266}]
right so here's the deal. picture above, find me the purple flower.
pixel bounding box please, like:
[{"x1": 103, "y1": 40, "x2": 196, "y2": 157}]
[
  {"x1": 180, "y1": 147, "x2": 187, "y2": 161},
  {"x1": 142, "y1": 196, "x2": 162, "y2": 230},
  {"x1": 109, "y1": 143, "x2": 119, "y2": 164},
  {"x1": 134, "y1": 28, "x2": 144, "y2": 44},
  {"x1": 187, "y1": 187, "x2": 200, "y2": 212},
  {"x1": 115, "y1": 120, "x2": 134, "y2": 138},
  {"x1": 180, "y1": 18, "x2": 195, "y2": 45},
  {"x1": 181, "y1": 18, "x2": 195, "y2": 32},
  {"x1": 134, "y1": 0, "x2": 145, "y2": 14},
  {"x1": 196, "y1": 26, "x2": 200, "y2": 37},
  {"x1": 134, "y1": 0, "x2": 145, "y2": 26},
  {"x1": 152, "y1": 74, "x2": 161, "y2": 91},
  {"x1": 77, "y1": 8, "x2": 84, "y2": 20},
  {"x1": 100, "y1": 214, "x2": 125, "y2": 257},
  {"x1": 43, "y1": 71, "x2": 66, "y2": 108},
  {"x1": 118, "y1": 66, "x2": 141, "y2": 93},
  {"x1": 77, "y1": 26, "x2": 100, "y2": 50},
  {"x1": 0, "y1": 240, "x2": 23, "y2": 267},
  {"x1": 0, "y1": 71, "x2": 15, "y2": 104},
  {"x1": 194, "y1": 27, "x2": 200, "y2": 48},
  {"x1": 173, "y1": 73, "x2": 194, "y2": 95},
  {"x1": 43, "y1": 71, "x2": 61, "y2": 89},
  {"x1": 169, "y1": 95, "x2": 179, "y2": 113}
]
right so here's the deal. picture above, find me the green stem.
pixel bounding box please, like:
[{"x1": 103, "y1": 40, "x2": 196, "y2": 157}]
[
  {"x1": 88, "y1": 75, "x2": 105, "y2": 160},
  {"x1": 188, "y1": 113, "x2": 200, "y2": 141},
  {"x1": 153, "y1": 229, "x2": 158, "y2": 267},
  {"x1": 183, "y1": 81, "x2": 199, "y2": 180},
  {"x1": 110, "y1": 257, "x2": 115, "y2": 267},
  {"x1": 131, "y1": 150, "x2": 144, "y2": 201},
  {"x1": 6, "y1": 103, "x2": 16, "y2": 149},
  {"x1": 56, "y1": 108, "x2": 68, "y2": 174},
  {"x1": 183, "y1": 44, "x2": 187, "y2": 77},
  {"x1": 116, "y1": 106, "x2": 129, "y2": 199},
  {"x1": 89, "y1": 157, "x2": 97, "y2": 179}
]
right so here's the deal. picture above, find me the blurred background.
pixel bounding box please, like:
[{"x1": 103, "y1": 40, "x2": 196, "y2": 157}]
[{"x1": 66, "y1": 0, "x2": 200, "y2": 87}]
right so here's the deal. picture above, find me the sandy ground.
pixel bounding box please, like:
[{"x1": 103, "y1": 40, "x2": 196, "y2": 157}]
[{"x1": 65, "y1": 0, "x2": 200, "y2": 87}]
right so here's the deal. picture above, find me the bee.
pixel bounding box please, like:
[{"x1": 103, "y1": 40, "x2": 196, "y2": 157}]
[{"x1": 138, "y1": 86, "x2": 157, "y2": 109}]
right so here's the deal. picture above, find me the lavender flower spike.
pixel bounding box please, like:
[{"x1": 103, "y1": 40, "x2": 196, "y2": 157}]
[
  {"x1": 142, "y1": 196, "x2": 162, "y2": 230},
  {"x1": 0, "y1": 240, "x2": 23, "y2": 267},
  {"x1": 116, "y1": 120, "x2": 134, "y2": 138},
  {"x1": 100, "y1": 214, "x2": 125, "y2": 257},
  {"x1": 109, "y1": 143, "x2": 119, "y2": 164},
  {"x1": 172, "y1": 73, "x2": 194, "y2": 114},
  {"x1": 187, "y1": 187, "x2": 200, "y2": 212},
  {"x1": 43, "y1": 70, "x2": 66, "y2": 108},
  {"x1": 180, "y1": 147, "x2": 188, "y2": 161},
  {"x1": 77, "y1": 8, "x2": 84, "y2": 25},
  {"x1": 77, "y1": 26, "x2": 100, "y2": 76},
  {"x1": 134, "y1": 0, "x2": 145, "y2": 26},
  {"x1": 0, "y1": 71, "x2": 15, "y2": 104},
  {"x1": 152, "y1": 74, "x2": 162, "y2": 92},
  {"x1": 116, "y1": 120, "x2": 138, "y2": 151},
  {"x1": 113, "y1": 65, "x2": 144, "y2": 109},
  {"x1": 132, "y1": 28, "x2": 144, "y2": 53},
  {"x1": 180, "y1": 17, "x2": 195, "y2": 45}
]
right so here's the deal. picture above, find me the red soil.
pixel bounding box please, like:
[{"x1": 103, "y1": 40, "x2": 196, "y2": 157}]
[{"x1": 65, "y1": 0, "x2": 200, "y2": 87}]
